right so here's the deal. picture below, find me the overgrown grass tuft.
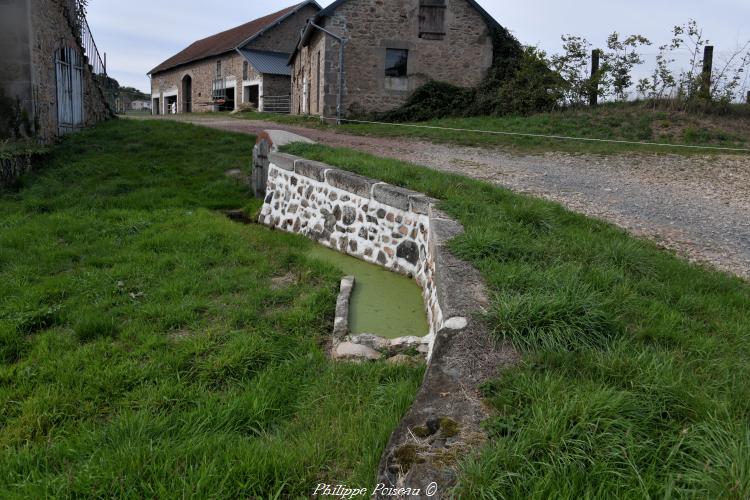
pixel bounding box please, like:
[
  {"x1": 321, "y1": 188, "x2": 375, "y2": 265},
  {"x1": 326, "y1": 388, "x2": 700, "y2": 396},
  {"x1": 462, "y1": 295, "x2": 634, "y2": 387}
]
[
  {"x1": 0, "y1": 120, "x2": 423, "y2": 497},
  {"x1": 282, "y1": 142, "x2": 750, "y2": 498}
]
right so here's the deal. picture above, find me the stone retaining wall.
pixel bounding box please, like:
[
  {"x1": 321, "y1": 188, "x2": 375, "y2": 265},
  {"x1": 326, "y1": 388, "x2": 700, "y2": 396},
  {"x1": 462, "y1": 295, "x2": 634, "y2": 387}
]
[
  {"x1": 259, "y1": 152, "x2": 448, "y2": 351},
  {"x1": 258, "y1": 148, "x2": 514, "y2": 496}
]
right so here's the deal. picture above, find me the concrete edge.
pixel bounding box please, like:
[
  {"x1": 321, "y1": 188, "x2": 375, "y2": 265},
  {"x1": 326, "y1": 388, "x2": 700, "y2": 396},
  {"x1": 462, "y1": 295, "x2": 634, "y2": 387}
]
[{"x1": 332, "y1": 275, "x2": 354, "y2": 343}]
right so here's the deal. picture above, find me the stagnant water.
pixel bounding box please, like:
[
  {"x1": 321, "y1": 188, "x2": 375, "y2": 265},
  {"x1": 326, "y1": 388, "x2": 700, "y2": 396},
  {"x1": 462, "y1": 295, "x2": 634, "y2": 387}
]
[{"x1": 308, "y1": 245, "x2": 429, "y2": 340}]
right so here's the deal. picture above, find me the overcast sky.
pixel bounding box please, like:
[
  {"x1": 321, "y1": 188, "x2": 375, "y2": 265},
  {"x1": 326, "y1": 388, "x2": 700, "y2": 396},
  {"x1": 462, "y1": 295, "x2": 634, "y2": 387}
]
[{"x1": 86, "y1": 0, "x2": 750, "y2": 93}]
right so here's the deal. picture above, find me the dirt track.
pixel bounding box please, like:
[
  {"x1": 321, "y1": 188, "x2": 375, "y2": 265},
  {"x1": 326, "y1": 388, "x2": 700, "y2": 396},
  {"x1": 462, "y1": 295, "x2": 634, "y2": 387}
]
[{"x1": 137, "y1": 114, "x2": 750, "y2": 279}]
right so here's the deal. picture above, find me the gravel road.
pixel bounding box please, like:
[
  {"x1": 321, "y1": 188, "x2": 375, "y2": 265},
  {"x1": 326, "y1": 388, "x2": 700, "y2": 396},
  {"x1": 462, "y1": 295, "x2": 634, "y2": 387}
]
[{"x1": 140, "y1": 115, "x2": 750, "y2": 279}]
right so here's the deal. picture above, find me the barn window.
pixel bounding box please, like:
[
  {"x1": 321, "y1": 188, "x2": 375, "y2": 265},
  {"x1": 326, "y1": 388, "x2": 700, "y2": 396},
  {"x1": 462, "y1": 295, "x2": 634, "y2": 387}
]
[
  {"x1": 216, "y1": 60, "x2": 222, "y2": 76},
  {"x1": 385, "y1": 49, "x2": 408, "y2": 77},
  {"x1": 419, "y1": 0, "x2": 446, "y2": 40},
  {"x1": 243, "y1": 61, "x2": 248, "y2": 80}
]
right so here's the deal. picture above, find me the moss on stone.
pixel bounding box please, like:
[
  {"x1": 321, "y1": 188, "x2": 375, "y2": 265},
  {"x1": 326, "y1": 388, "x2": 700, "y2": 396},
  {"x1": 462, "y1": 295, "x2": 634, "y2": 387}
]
[
  {"x1": 439, "y1": 417, "x2": 460, "y2": 438},
  {"x1": 394, "y1": 444, "x2": 425, "y2": 470},
  {"x1": 412, "y1": 425, "x2": 432, "y2": 438}
]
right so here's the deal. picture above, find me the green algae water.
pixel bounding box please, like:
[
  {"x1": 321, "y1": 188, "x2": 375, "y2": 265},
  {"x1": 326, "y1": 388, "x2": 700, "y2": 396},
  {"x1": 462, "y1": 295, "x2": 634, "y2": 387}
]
[{"x1": 308, "y1": 245, "x2": 429, "y2": 339}]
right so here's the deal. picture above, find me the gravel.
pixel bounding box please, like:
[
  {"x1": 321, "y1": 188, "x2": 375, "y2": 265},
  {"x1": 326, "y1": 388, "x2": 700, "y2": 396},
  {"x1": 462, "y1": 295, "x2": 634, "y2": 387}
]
[{"x1": 142, "y1": 115, "x2": 750, "y2": 279}]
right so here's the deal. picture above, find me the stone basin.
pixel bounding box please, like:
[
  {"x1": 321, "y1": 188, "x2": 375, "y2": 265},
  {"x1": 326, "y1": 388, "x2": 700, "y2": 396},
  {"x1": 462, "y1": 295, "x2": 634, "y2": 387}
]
[{"x1": 308, "y1": 244, "x2": 429, "y2": 340}]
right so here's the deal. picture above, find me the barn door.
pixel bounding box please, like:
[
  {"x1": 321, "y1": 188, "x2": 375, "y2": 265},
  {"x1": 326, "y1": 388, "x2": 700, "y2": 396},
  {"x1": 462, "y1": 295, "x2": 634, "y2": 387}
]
[
  {"x1": 55, "y1": 47, "x2": 84, "y2": 135},
  {"x1": 419, "y1": 0, "x2": 447, "y2": 40}
]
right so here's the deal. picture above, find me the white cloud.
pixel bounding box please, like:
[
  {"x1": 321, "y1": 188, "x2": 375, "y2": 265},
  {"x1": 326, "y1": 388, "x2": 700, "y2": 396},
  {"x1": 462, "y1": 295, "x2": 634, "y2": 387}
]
[{"x1": 86, "y1": 0, "x2": 750, "y2": 93}]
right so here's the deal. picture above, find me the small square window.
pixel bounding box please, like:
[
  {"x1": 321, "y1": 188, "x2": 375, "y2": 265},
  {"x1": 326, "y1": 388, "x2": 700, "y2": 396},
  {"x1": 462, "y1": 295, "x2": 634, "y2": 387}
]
[{"x1": 385, "y1": 49, "x2": 408, "y2": 78}]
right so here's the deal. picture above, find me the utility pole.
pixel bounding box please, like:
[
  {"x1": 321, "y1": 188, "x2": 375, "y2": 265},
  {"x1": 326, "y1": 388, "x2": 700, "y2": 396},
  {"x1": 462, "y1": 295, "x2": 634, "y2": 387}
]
[
  {"x1": 700, "y1": 46, "x2": 713, "y2": 99},
  {"x1": 590, "y1": 49, "x2": 600, "y2": 107}
]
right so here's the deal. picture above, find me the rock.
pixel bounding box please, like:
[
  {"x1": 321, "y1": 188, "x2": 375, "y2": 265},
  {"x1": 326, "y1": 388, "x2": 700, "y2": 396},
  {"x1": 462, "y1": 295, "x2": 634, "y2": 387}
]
[
  {"x1": 350, "y1": 333, "x2": 390, "y2": 351},
  {"x1": 389, "y1": 336, "x2": 425, "y2": 351},
  {"x1": 342, "y1": 206, "x2": 356, "y2": 226},
  {"x1": 335, "y1": 342, "x2": 381, "y2": 361},
  {"x1": 397, "y1": 240, "x2": 420, "y2": 265},
  {"x1": 377, "y1": 251, "x2": 388, "y2": 265}
]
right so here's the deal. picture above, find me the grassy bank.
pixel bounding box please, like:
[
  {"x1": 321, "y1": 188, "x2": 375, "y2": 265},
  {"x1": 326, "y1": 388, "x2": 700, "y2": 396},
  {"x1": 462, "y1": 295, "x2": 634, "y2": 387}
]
[
  {"x1": 0, "y1": 120, "x2": 423, "y2": 497},
  {"x1": 238, "y1": 102, "x2": 750, "y2": 155},
  {"x1": 282, "y1": 142, "x2": 750, "y2": 498}
]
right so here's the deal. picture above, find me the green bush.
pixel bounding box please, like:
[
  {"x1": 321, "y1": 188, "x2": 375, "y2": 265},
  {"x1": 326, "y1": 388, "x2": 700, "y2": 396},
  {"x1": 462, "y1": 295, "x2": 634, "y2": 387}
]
[{"x1": 378, "y1": 81, "x2": 474, "y2": 122}]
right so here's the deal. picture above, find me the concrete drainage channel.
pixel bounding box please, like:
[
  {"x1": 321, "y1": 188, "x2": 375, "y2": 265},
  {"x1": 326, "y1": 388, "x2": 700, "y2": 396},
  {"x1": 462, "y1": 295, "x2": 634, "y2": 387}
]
[{"x1": 254, "y1": 131, "x2": 517, "y2": 496}]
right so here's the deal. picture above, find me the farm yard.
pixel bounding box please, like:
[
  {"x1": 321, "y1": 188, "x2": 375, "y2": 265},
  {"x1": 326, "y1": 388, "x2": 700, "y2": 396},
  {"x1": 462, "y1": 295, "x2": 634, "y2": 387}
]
[
  {"x1": 3, "y1": 0, "x2": 750, "y2": 496},
  {"x1": 0, "y1": 121, "x2": 423, "y2": 497},
  {"x1": 2, "y1": 119, "x2": 749, "y2": 497}
]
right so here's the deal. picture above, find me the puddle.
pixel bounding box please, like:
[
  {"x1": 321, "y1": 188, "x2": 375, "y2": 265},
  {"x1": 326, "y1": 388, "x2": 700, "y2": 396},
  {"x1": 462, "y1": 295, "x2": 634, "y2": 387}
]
[{"x1": 308, "y1": 245, "x2": 429, "y2": 340}]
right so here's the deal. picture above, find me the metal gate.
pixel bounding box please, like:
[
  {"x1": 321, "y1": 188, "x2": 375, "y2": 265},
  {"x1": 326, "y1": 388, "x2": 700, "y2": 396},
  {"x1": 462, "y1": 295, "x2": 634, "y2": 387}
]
[{"x1": 55, "y1": 47, "x2": 84, "y2": 135}]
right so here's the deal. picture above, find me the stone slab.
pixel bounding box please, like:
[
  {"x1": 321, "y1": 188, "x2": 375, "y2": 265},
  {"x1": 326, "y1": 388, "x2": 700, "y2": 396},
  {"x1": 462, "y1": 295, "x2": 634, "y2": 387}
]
[
  {"x1": 264, "y1": 129, "x2": 315, "y2": 151},
  {"x1": 372, "y1": 183, "x2": 421, "y2": 211},
  {"x1": 325, "y1": 169, "x2": 375, "y2": 199},
  {"x1": 295, "y1": 159, "x2": 328, "y2": 182},
  {"x1": 268, "y1": 152, "x2": 297, "y2": 172}
]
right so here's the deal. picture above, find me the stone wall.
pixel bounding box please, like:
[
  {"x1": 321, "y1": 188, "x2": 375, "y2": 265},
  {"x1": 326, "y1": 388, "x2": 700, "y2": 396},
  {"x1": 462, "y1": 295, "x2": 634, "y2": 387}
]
[
  {"x1": 259, "y1": 152, "x2": 448, "y2": 351},
  {"x1": 291, "y1": 0, "x2": 495, "y2": 117},
  {"x1": 0, "y1": 0, "x2": 34, "y2": 132},
  {"x1": 249, "y1": 4, "x2": 319, "y2": 54},
  {"x1": 291, "y1": 32, "x2": 329, "y2": 116}
]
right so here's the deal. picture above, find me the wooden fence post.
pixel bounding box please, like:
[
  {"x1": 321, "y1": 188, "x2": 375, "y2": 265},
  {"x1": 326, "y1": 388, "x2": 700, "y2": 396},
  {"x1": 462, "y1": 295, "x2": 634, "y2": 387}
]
[
  {"x1": 701, "y1": 45, "x2": 714, "y2": 99},
  {"x1": 590, "y1": 49, "x2": 600, "y2": 107}
]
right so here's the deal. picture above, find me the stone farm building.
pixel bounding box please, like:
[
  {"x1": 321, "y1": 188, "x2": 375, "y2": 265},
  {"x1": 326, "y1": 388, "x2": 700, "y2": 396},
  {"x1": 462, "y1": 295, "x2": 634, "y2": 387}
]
[
  {"x1": 148, "y1": 2, "x2": 320, "y2": 115},
  {"x1": 289, "y1": 0, "x2": 501, "y2": 118},
  {"x1": 0, "y1": 0, "x2": 112, "y2": 142}
]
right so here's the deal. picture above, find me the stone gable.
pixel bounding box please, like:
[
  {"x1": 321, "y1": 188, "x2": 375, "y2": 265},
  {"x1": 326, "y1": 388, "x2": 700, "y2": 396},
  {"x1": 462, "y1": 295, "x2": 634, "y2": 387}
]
[{"x1": 291, "y1": 0, "x2": 495, "y2": 118}]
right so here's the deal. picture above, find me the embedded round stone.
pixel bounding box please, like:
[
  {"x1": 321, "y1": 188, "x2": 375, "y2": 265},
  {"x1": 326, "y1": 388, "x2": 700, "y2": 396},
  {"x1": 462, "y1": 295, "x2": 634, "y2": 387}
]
[
  {"x1": 342, "y1": 206, "x2": 356, "y2": 226},
  {"x1": 396, "y1": 240, "x2": 419, "y2": 265},
  {"x1": 335, "y1": 342, "x2": 381, "y2": 361}
]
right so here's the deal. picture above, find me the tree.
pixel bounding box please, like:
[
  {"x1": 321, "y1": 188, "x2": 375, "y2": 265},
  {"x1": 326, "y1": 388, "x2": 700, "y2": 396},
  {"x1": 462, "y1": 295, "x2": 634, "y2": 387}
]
[
  {"x1": 550, "y1": 35, "x2": 594, "y2": 106},
  {"x1": 601, "y1": 33, "x2": 651, "y2": 101}
]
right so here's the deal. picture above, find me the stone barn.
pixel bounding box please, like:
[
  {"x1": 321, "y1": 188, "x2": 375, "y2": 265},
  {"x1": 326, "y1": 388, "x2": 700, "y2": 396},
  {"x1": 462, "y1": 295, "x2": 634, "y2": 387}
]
[
  {"x1": 148, "y1": 1, "x2": 320, "y2": 115},
  {"x1": 288, "y1": 0, "x2": 502, "y2": 118}
]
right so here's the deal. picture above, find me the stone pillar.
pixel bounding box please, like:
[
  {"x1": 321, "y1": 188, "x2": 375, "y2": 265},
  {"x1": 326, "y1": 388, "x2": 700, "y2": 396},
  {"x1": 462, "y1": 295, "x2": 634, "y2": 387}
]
[{"x1": 252, "y1": 136, "x2": 271, "y2": 198}]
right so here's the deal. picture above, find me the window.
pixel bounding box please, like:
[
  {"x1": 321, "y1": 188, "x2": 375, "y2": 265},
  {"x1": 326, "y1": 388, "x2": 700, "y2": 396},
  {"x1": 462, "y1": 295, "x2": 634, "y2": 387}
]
[
  {"x1": 216, "y1": 60, "x2": 222, "y2": 77},
  {"x1": 385, "y1": 49, "x2": 408, "y2": 78},
  {"x1": 243, "y1": 61, "x2": 248, "y2": 80},
  {"x1": 419, "y1": 0, "x2": 446, "y2": 40}
]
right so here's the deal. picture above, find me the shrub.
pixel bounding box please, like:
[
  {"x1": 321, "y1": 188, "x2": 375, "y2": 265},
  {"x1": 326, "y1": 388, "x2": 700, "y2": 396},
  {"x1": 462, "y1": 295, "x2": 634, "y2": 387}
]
[{"x1": 378, "y1": 81, "x2": 474, "y2": 122}]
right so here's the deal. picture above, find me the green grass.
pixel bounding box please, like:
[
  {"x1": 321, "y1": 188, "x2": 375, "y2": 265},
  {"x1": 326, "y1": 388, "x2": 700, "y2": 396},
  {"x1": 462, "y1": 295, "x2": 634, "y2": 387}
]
[
  {"x1": 282, "y1": 142, "x2": 750, "y2": 498},
  {"x1": 0, "y1": 120, "x2": 423, "y2": 497},
  {"x1": 238, "y1": 102, "x2": 750, "y2": 155}
]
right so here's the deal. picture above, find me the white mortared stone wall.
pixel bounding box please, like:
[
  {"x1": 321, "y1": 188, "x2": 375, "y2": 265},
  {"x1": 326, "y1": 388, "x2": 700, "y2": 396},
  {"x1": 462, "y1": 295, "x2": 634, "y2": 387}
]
[{"x1": 260, "y1": 152, "x2": 444, "y2": 346}]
